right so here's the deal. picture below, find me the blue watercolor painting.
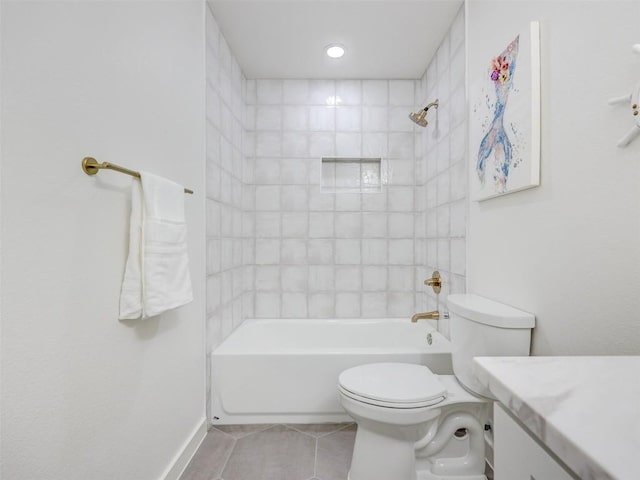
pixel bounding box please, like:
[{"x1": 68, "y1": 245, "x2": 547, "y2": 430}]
[
  {"x1": 471, "y1": 22, "x2": 540, "y2": 201},
  {"x1": 477, "y1": 36, "x2": 520, "y2": 193}
]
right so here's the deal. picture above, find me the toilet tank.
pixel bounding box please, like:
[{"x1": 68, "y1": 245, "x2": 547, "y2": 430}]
[{"x1": 447, "y1": 294, "x2": 535, "y2": 397}]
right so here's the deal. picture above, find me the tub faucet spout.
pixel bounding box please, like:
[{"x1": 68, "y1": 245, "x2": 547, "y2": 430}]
[{"x1": 411, "y1": 311, "x2": 440, "y2": 322}]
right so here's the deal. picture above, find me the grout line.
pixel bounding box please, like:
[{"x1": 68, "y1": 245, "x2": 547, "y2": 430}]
[{"x1": 217, "y1": 437, "x2": 237, "y2": 479}]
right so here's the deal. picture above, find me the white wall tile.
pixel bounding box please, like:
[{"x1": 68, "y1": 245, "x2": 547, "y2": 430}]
[
  {"x1": 388, "y1": 239, "x2": 414, "y2": 265},
  {"x1": 308, "y1": 293, "x2": 335, "y2": 317},
  {"x1": 362, "y1": 80, "x2": 388, "y2": 106},
  {"x1": 437, "y1": 205, "x2": 450, "y2": 237},
  {"x1": 362, "y1": 133, "x2": 388, "y2": 157},
  {"x1": 336, "y1": 80, "x2": 362, "y2": 105},
  {"x1": 362, "y1": 212, "x2": 387, "y2": 238},
  {"x1": 255, "y1": 266, "x2": 281, "y2": 291},
  {"x1": 362, "y1": 292, "x2": 387, "y2": 318},
  {"x1": 309, "y1": 132, "x2": 336, "y2": 157},
  {"x1": 388, "y1": 266, "x2": 415, "y2": 291},
  {"x1": 362, "y1": 266, "x2": 387, "y2": 291},
  {"x1": 335, "y1": 133, "x2": 362, "y2": 156},
  {"x1": 308, "y1": 266, "x2": 335, "y2": 291},
  {"x1": 362, "y1": 106, "x2": 388, "y2": 131},
  {"x1": 307, "y1": 239, "x2": 334, "y2": 264},
  {"x1": 335, "y1": 239, "x2": 361, "y2": 265},
  {"x1": 335, "y1": 212, "x2": 363, "y2": 238},
  {"x1": 283, "y1": 106, "x2": 309, "y2": 131},
  {"x1": 281, "y1": 185, "x2": 309, "y2": 211},
  {"x1": 256, "y1": 212, "x2": 281, "y2": 238},
  {"x1": 255, "y1": 292, "x2": 280, "y2": 317},
  {"x1": 255, "y1": 185, "x2": 281, "y2": 211},
  {"x1": 336, "y1": 292, "x2": 361, "y2": 317},
  {"x1": 309, "y1": 106, "x2": 335, "y2": 131},
  {"x1": 336, "y1": 106, "x2": 362, "y2": 132},
  {"x1": 335, "y1": 266, "x2": 362, "y2": 291},
  {"x1": 283, "y1": 79, "x2": 310, "y2": 104},
  {"x1": 450, "y1": 200, "x2": 466, "y2": 237},
  {"x1": 387, "y1": 292, "x2": 414, "y2": 316},
  {"x1": 282, "y1": 293, "x2": 308, "y2": 318},
  {"x1": 335, "y1": 192, "x2": 361, "y2": 212},
  {"x1": 282, "y1": 132, "x2": 309, "y2": 157},
  {"x1": 362, "y1": 239, "x2": 387, "y2": 265},
  {"x1": 281, "y1": 239, "x2": 307, "y2": 264},
  {"x1": 254, "y1": 158, "x2": 281, "y2": 184},
  {"x1": 255, "y1": 132, "x2": 281, "y2": 156},
  {"x1": 281, "y1": 266, "x2": 308, "y2": 292},
  {"x1": 450, "y1": 238, "x2": 466, "y2": 275},
  {"x1": 389, "y1": 107, "x2": 414, "y2": 132},
  {"x1": 255, "y1": 239, "x2": 281, "y2": 264},
  {"x1": 308, "y1": 188, "x2": 335, "y2": 211},
  {"x1": 388, "y1": 213, "x2": 414, "y2": 238},
  {"x1": 257, "y1": 79, "x2": 283, "y2": 105},
  {"x1": 282, "y1": 212, "x2": 308, "y2": 237},
  {"x1": 389, "y1": 80, "x2": 415, "y2": 106},
  {"x1": 309, "y1": 80, "x2": 335, "y2": 105},
  {"x1": 256, "y1": 106, "x2": 281, "y2": 131},
  {"x1": 361, "y1": 191, "x2": 387, "y2": 212},
  {"x1": 280, "y1": 158, "x2": 309, "y2": 185},
  {"x1": 388, "y1": 132, "x2": 414, "y2": 158},
  {"x1": 388, "y1": 186, "x2": 414, "y2": 212}
]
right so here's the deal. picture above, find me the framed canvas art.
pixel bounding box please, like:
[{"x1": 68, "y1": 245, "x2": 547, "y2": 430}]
[{"x1": 470, "y1": 21, "x2": 541, "y2": 201}]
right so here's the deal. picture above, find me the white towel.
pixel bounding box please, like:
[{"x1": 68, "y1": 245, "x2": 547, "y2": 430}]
[{"x1": 119, "y1": 172, "x2": 193, "y2": 320}]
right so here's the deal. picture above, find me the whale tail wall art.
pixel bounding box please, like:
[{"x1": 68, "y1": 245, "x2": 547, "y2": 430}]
[{"x1": 471, "y1": 21, "x2": 540, "y2": 201}]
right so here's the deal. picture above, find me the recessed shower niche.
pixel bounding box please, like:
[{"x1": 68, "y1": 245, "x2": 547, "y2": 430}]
[{"x1": 321, "y1": 157, "x2": 383, "y2": 193}]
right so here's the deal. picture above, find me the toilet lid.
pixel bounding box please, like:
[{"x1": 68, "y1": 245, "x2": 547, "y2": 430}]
[{"x1": 338, "y1": 363, "x2": 447, "y2": 407}]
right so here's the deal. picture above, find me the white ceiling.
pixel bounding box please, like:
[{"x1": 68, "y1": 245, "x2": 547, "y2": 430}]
[{"x1": 208, "y1": 0, "x2": 463, "y2": 79}]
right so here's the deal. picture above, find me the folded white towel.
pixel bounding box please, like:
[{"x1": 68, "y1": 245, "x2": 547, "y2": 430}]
[{"x1": 119, "y1": 172, "x2": 193, "y2": 320}]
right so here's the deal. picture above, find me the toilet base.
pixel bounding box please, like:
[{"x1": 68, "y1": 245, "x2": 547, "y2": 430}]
[{"x1": 348, "y1": 422, "x2": 426, "y2": 480}]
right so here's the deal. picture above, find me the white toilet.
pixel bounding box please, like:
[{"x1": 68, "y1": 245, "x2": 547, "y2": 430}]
[{"x1": 338, "y1": 294, "x2": 535, "y2": 480}]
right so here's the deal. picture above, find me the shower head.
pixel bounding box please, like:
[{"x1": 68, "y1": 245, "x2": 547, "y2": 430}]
[{"x1": 409, "y1": 99, "x2": 439, "y2": 127}]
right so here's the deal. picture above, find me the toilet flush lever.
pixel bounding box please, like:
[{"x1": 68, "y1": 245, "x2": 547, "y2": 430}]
[{"x1": 424, "y1": 271, "x2": 442, "y2": 294}]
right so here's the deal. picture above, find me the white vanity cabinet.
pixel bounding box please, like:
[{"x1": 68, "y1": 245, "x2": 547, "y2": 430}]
[{"x1": 494, "y1": 404, "x2": 576, "y2": 480}]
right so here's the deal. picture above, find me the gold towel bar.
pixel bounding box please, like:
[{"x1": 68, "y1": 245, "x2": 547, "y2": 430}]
[{"x1": 81, "y1": 157, "x2": 194, "y2": 194}]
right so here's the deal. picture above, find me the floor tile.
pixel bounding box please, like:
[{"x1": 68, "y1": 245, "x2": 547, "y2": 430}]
[
  {"x1": 213, "y1": 424, "x2": 275, "y2": 439},
  {"x1": 180, "y1": 429, "x2": 235, "y2": 480},
  {"x1": 286, "y1": 423, "x2": 354, "y2": 438},
  {"x1": 315, "y1": 427, "x2": 357, "y2": 480},
  {"x1": 222, "y1": 425, "x2": 316, "y2": 480}
]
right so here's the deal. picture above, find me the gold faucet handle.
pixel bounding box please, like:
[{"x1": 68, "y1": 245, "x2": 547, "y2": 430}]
[{"x1": 424, "y1": 271, "x2": 442, "y2": 294}]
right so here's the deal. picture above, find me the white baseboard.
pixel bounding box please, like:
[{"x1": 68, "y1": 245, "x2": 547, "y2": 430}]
[{"x1": 161, "y1": 418, "x2": 208, "y2": 480}]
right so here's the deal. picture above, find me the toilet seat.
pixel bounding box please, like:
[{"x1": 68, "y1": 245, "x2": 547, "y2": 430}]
[{"x1": 338, "y1": 363, "x2": 447, "y2": 409}]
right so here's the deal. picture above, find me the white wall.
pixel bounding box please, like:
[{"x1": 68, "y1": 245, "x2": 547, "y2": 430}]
[
  {"x1": 467, "y1": 1, "x2": 640, "y2": 355},
  {"x1": 1, "y1": 2, "x2": 207, "y2": 479}
]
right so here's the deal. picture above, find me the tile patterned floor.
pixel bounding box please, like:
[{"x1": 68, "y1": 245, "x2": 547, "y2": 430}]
[{"x1": 180, "y1": 423, "x2": 356, "y2": 480}]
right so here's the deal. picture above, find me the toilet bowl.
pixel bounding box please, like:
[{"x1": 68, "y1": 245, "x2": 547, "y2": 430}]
[{"x1": 338, "y1": 294, "x2": 535, "y2": 480}]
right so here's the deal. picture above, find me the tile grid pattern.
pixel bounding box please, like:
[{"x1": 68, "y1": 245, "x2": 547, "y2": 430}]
[
  {"x1": 180, "y1": 423, "x2": 356, "y2": 480},
  {"x1": 205, "y1": 5, "x2": 254, "y2": 418},
  {"x1": 247, "y1": 79, "x2": 423, "y2": 318},
  {"x1": 417, "y1": 6, "x2": 467, "y2": 338}
]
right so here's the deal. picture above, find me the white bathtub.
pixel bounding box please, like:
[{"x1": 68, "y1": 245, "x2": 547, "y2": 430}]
[{"x1": 211, "y1": 318, "x2": 453, "y2": 424}]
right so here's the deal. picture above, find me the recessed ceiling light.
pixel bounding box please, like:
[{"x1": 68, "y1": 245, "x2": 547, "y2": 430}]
[{"x1": 325, "y1": 44, "x2": 345, "y2": 59}]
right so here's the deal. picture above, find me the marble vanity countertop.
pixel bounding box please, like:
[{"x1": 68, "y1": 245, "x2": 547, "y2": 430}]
[{"x1": 473, "y1": 356, "x2": 640, "y2": 480}]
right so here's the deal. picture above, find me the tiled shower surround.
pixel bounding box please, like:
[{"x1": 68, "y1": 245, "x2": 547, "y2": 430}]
[
  {"x1": 248, "y1": 78, "x2": 422, "y2": 319},
  {"x1": 419, "y1": 7, "x2": 467, "y2": 338},
  {"x1": 205, "y1": 1, "x2": 466, "y2": 415}
]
